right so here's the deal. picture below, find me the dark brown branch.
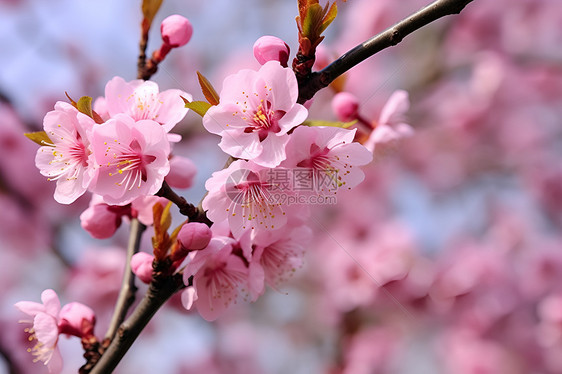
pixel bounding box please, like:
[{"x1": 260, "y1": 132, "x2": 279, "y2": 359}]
[
  {"x1": 105, "y1": 219, "x2": 146, "y2": 341},
  {"x1": 88, "y1": 271, "x2": 188, "y2": 374},
  {"x1": 137, "y1": 18, "x2": 150, "y2": 80},
  {"x1": 297, "y1": 0, "x2": 475, "y2": 103},
  {"x1": 156, "y1": 181, "x2": 212, "y2": 226}
]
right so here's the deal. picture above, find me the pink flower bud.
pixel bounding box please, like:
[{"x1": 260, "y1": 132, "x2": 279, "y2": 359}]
[
  {"x1": 253, "y1": 36, "x2": 290, "y2": 67},
  {"x1": 177, "y1": 222, "x2": 212, "y2": 251},
  {"x1": 332, "y1": 92, "x2": 360, "y2": 122},
  {"x1": 58, "y1": 302, "x2": 96, "y2": 338},
  {"x1": 80, "y1": 204, "x2": 122, "y2": 239},
  {"x1": 161, "y1": 15, "x2": 193, "y2": 48},
  {"x1": 165, "y1": 156, "x2": 197, "y2": 189},
  {"x1": 131, "y1": 252, "x2": 154, "y2": 284}
]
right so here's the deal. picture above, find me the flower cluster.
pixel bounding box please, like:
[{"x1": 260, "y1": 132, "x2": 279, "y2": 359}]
[
  {"x1": 36, "y1": 77, "x2": 191, "y2": 206},
  {"x1": 178, "y1": 60, "x2": 375, "y2": 319},
  {"x1": 32, "y1": 50, "x2": 396, "y2": 326}
]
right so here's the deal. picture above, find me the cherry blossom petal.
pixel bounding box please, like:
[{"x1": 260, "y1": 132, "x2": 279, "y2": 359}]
[
  {"x1": 40, "y1": 289, "x2": 61, "y2": 317},
  {"x1": 252, "y1": 133, "x2": 289, "y2": 168},
  {"x1": 379, "y1": 89, "x2": 409, "y2": 126}
]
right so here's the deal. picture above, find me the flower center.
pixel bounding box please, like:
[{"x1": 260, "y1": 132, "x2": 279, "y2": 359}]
[
  {"x1": 105, "y1": 139, "x2": 156, "y2": 189},
  {"x1": 44, "y1": 128, "x2": 89, "y2": 182},
  {"x1": 242, "y1": 100, "x2": 285, "y2": 141},
  {"x1": 296, "y1": 143, "x2": 341, "y2": 192}
]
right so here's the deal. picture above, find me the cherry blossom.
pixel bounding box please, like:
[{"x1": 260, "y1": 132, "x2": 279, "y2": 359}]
[
  {"x1": 332, "y1": 91, "x2": 360, "y2": 122},
  {"x1": 14, "y1": 289, "x2": 63, "y2": 373},
  {"x1": 131, "y1": 252, "x2": 155, "y2": 284},
  {"x1": 165, "y1": 156, "x2": 197, "y2": 189},
  {"x1": 160, "y1": 15, "x2": 193, "y2": 48},
  {"x1": 177, "y1": 222, "x2": 213, "y2": 251},
  {"x1": 202, "y1": 159, "x2": 289, "y2": 239},
  {"x1": 182, "y1": 237, "x2": 251, "y2": 321},
  {"x1": 364, "y1": 90, "x2": 413, "y2": 156},
  {"x1": 35, "y1": 101, "x2": 95, "y2": 204},
  {"x1": 202, "y1": 61, "x2": 308, "y2": 167},
  {"x1": 104, "y1": 76, "x2": 190, "y2": 133},
  {"x1": 251, "y1": 225, "x2": 312, "y2": 290},
  {"x1": 253, "y1": 36, "x2": 290, "y2": 67},
  {"x1": 57, "y1": 302, "x2": 96, "y2": 338},
  {"x1": 282, "y1": 126, "x2": 373, "y2": 195},
  {"x1": 90, "y1": 114, "x2": 170, "y2": 205}
]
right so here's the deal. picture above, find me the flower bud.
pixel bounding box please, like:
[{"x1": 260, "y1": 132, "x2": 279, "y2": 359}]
[
  {"x1": 165, "y1": 156, "x2": 197, "y2": 189},
  {"x1": 131, "y1": 252, "x2": 154, "y2": 284},
  {"x1": 58, "y1": 302, "x2": 96, "y2": 338},
  {"x1": 161, "y1": 15, "x2": 193, "y2": 48},
  {"x1": 177, "y1": 222, "x2": 212, "y2": 251},
  {"x1": 253, "y1": 36, "x2": 290, "y2": 67},
  {"x1": 332, "y1": 92, "x2": 360, "y2": 122},
  {"x1": 80, "y1": 204, "x2": 122, "y2": 239}
]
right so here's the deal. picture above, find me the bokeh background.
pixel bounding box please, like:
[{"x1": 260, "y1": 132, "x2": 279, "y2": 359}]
[{"x1": 1, "y1": 0, "x2": 562, "y2": 373}]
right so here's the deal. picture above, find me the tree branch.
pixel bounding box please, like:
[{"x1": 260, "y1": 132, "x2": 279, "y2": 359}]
[
  {"x1": 156, "y1": 181, "x2": 212, "y2": 226},
  {"x1": 297, "y1": 0, "x2": 475, "y2": 103},
  {"x1": 137, "y1": 19, "x2": 150, "y2": 80},
  {"x1": 105, "y1": 218, "x2": 146, "y2": 341},
  {"x1": 89, "y1": 271, "x2": 187, "y2": 374}
]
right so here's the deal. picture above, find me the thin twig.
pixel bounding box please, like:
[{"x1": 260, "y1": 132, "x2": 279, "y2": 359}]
[
  {"x1": 297, "y1": 0, "x2": 475, "y2": 103},
  {"x1": 105, "y1": 218, "x2": 146, "y2": 341},
  {"x1": 137, "y1": 23, "x2": 149, "y2": 80}
]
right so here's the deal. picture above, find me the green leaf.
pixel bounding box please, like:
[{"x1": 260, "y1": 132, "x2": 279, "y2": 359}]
[
  {"x1": 24, "y1": 131, "x2": 52, "y2": 146},
  {"x1": 303, "y1": 3, "x2": 324, "y2": 37},
  {"x1": 160, "y1": 201, "x2": 173, "y2": 233},
  {"x1": 196, "y1": 71, "x2": 220, "y2": 105},
  {"x1": 77, "y1": 96, "x2": 93, "y2": 118},
  {"x1": 302, "y1": 119, "x2": 356, "y2": 128},
  {"x1": 319, "y1": 2, "x2": 337, "y2": 34},
  {"x1": 182, "y1": 97, "x2": 212, "y2": 117},
  {"x1": 142, "y1": 0, "x2": 163, "y2": 27}
]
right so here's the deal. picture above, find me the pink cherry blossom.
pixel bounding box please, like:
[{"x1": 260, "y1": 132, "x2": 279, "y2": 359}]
[
  {"x1": 177, "y1": 222, "x2": 213, "y2": 251},
  {"x1": 131, "y1": 252, "x2": 154, "y2": 284},
  {"x1": 341, "y1": 327, "x2": 401, "y2": 374},
  {"x1": 253, "y1": 36, "x2": 290, "y2": 67},
  {"x1": 364, "y1": 90, "x2": 414, "y2": 156},
  {"x1": 202, "y1": 159, "x2": 289, "y2": 239},
  {"x1": 14, "y1": 290, "x2": 97, "y2": 373},
  {"x1": 165, "y1": 156, "x2": 197, "y2": 189},
  {"x1": 80, "y1": 195, "x2": 127, "y2": 239},
  {"x1": 14, "y1": 289, "x2": 63, "y2": 373},
  {"x1": 104, "y1": 76, "x2": 191, "y2": 132},
  {"x1": 282, "y1": 126, "x2": 373, "y2": 195},
  {"x1": 332, "y1": 91, "x2": 360, "y2": 122},
  {"x1": 91, "y1": 114, "x2": 170, "y2": 205},
  {"x1": 160, "y1": 15, "x2": 193, "y2": 48},
  {"x1": 58, "y1": 302, "x2": 96, "y2": 338},
  {"x1": 182, "y1": 237, "x2": 250, "y2": 321},
  {"x1": 251, "y1": 225, "x2": 312, "y2": 290},
  {"x1": 35, "y1": 101, "x2": 95, "y2": 204},
  {"x1": 202, "y1": 61, "x2": 308, "y2": 167}
]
